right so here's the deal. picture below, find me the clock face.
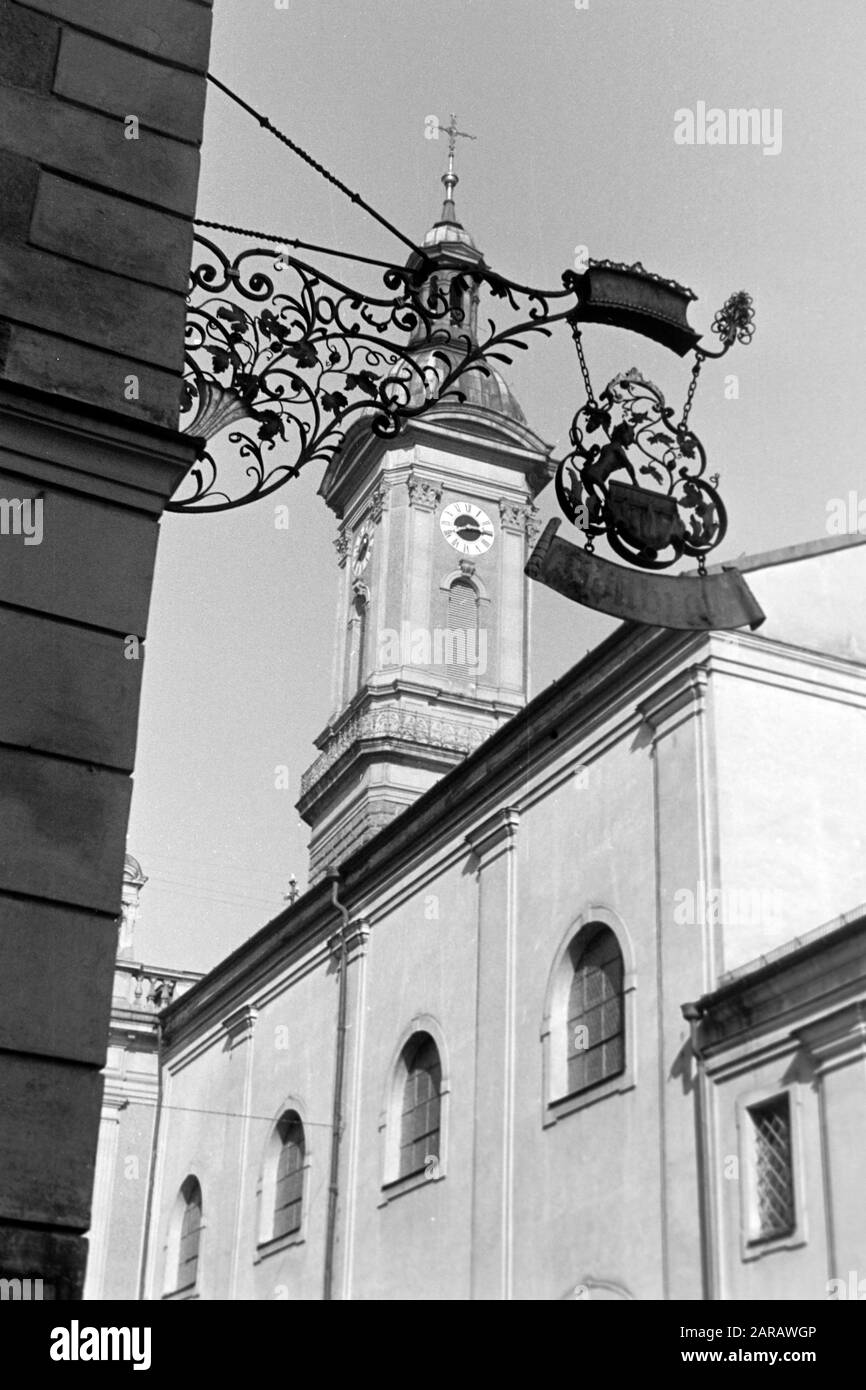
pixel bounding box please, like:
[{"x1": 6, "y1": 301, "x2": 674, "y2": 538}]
[
  {"x1": 440, "y1": 501, "x2": 495, "y2": 556},
  {"x1": 352, "y1": 527, "x2": 373, "y2": 576}
]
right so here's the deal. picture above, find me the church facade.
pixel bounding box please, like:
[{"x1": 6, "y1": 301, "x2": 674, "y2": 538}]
[
  {"x1": 113, "y1": 191, "x2": 866, "y2": 1302},
  {"x1": 83, "y1": 856, "x2": 200, "y2": 1301}
]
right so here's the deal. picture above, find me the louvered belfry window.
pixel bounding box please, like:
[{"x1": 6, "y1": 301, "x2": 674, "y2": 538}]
[
  {"x1": 566, "y1": 926, "x2": 625, "y2": 1094},
  {"x1": 750, "y1": 1095, "x2": 795, "y2": 1240},
  {"x1": 445, "y1": 579, "x2": 478, "y2": 683},
  {"x1": 273, "y1": 1113, "x2": 305, "y2": 1238},
  {"x1": 177, "y1": 1178, "x2": 203, "y2": 1290},
  {"x1": 399, "y1": 1034, "x2": 442, "y2": 1179}
]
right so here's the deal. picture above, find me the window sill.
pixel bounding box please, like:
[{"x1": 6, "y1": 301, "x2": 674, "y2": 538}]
[
  {"x1": 254, "y1": 1231, "x2": 305, "y2": 1263},
  {"x1": 378, "y1": 1168, "x2": 446, "y2": 1206},
  {"x1": 162, "y1": 1287, "x2": 200, "y2": 1301},
  {"x1": 544, "y1": 1071, "x2": 633, "y2": 1126},
  {"x1": 741, "y1": 1227, "x2": 806, "y2": 1262}
]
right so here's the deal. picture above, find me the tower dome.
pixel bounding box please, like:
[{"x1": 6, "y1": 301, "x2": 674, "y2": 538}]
[{"x1": 406, "y1": 346, "x2": 527, "y2": 425}]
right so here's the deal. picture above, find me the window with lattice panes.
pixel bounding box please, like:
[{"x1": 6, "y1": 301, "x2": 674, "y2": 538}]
[
  {"x1": 566, "y1": 926, "x2": 625, "y2": 1094},
  {"x1": 399, "y1": 1034, "x2": 442, "y2": 1179},
  {"x1": 749, "y1": 1094, "x2": 795, "y2": 1241},
  {"x1": 273, "y1": 1114, "x2": 305, "y2": 1239}
]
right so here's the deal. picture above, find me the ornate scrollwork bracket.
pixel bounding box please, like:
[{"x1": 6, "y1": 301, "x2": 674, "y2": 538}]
[
  {"x1": 170, "y1": 234, "x2": 576, "y2": 513},
  {"x1": 172, "y1": 235, "x2": 759, "y2": 627}
]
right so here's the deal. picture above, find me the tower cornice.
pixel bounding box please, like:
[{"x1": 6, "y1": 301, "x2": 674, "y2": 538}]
[{"x1": 319, "y1": 410, "x2": 553, "y2": 520}]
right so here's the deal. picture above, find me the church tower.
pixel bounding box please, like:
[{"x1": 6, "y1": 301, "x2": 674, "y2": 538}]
[{"x1": 298, "y1": 148, "x2": 553, "y2": 881}]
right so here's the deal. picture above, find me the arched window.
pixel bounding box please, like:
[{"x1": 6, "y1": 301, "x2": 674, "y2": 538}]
[
  {"x1": 399, "y1": 1033, "x2": 442, "y2": 1179},
  {"x1": 566, "y1": 926, "x2": 625, "y2": 1094},
  {"x1": 445, "y1": 578, "x2": 478, "y2": 682},
  {"x1": 273, "y1": 1113, "x2": 305, "y2": 1239},
  {"x1": 448, "y1": 274, "x2": 466, "y2": 326},
  {"x1": 176, "y1": 1177, "x2": 203, "y2": 1292}
]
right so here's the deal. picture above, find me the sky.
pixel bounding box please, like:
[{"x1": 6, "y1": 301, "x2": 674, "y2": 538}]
[{"x1": 128, "y1": 0, "x2": 866, "y2": 971}]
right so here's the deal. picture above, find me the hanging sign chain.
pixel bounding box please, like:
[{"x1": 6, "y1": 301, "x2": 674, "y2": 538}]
[
  {"x1": 678, "y1": 350, "x2": 709, "y2": 571},
  {"x1": 679, "y1": 350, "x2": 706, "y2": 432},
  {"x1": 568, "y1": 323, "x2": 597, "y2": 553},
  {"x1": 571, "y1": 322, "x2": 597, "y2": 407}
]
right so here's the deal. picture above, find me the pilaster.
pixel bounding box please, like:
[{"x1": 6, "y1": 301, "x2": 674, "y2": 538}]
[
  {"x1": 797, "y1": 1003, "x2": 866, "y2": 1282},
  {"x1": 466, "y1": 807, "x2": 520, "y2": 1300}
]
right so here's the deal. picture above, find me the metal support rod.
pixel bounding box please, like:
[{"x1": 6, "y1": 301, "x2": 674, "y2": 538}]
[
  {"x1": 137, "y1": 1014, "x2": 164, "y2": 1301},
  {"x1": 682, "y1": 1001, "x2": 716, "y2": 1300}
]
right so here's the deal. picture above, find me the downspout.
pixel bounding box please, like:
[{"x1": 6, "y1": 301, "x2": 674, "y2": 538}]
[
  {"x1": 323, "y1": 865, "x2": 350, "y2": 1302},
  {"x1": 681, "y1": 1001, "x2": 716, "y2": 1301},
  {"x1": 138, "y1": 1012, "x2": 164, "y2": 1301}
]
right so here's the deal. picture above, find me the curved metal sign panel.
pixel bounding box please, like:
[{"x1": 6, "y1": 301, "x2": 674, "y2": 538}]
[{"x1": 526, "y1": 520, "x2": 765, "y2": 632}]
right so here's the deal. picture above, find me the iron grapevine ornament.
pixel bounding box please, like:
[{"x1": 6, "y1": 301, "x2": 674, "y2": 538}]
[{"x1": 526, "y1": 264, "x2": 765, "y2": 631}]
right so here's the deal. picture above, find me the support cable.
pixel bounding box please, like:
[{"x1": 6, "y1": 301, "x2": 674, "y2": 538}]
[
  {"x1": 193, "y1": 216, "x2": 405, "y2": 272},
  {"x1": 207, "y1": 73, "x2": 424, "y2": 261}
]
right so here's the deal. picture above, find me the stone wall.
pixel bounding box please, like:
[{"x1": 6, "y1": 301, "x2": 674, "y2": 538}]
[{"x1": 0, "y1": 0, "x2": 212, "y2": 1297}]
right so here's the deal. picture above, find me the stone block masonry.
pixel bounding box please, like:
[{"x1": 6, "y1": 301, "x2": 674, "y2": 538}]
[{"x1": 0, "y1": 0, "x2": 212, "y2": 1297}]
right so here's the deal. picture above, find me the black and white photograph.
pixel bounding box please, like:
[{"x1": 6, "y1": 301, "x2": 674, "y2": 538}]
[{"x1": 1, "y1": 0, "x2": 865, "y2": 1349}]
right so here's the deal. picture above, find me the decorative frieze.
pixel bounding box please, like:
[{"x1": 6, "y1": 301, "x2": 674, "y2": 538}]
[{"x1": 301, "y1": 706, "x2": 488, "y2": 797}]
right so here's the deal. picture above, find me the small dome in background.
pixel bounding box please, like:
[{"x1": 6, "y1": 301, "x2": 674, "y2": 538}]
[
  {"x1": 123, "y1": 852, "x2": 147, "y2": 887},
  {"x1": 422, "y1": 214, "x2": 479, "y2": 255}
]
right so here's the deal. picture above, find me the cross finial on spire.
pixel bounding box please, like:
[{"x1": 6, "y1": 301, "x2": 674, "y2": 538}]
[{"x1": 440, "y1": 113, "x2": 476, "y2": 208}]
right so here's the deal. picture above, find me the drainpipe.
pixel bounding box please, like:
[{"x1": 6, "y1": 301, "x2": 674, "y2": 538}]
[
  {"x1": 323, "y1": 865, "x2": 350, "y2": 1302},
  {"x1": 681, "y1": 1001, "x2": 716, "y2": 1301},
  {"x1": 138, "y1": 1012, "x2": 164, "y2": 1301}
]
